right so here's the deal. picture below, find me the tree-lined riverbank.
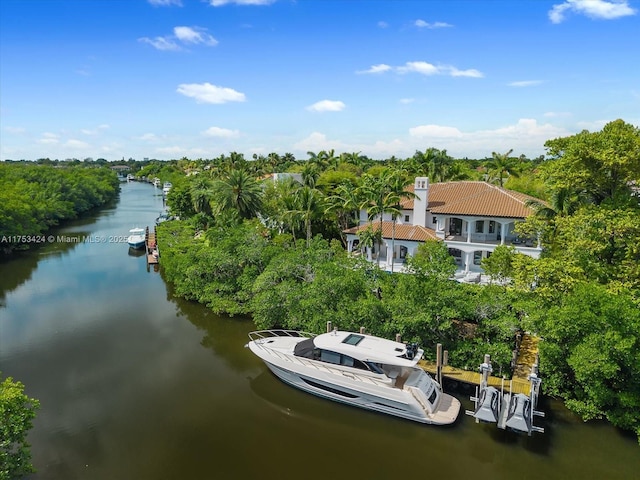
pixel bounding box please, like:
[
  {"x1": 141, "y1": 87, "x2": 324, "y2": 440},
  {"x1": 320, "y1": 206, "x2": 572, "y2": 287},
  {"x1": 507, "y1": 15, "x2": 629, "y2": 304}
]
[{"x1": 0, "y1": 162, "x2": 120, "y2": 255}]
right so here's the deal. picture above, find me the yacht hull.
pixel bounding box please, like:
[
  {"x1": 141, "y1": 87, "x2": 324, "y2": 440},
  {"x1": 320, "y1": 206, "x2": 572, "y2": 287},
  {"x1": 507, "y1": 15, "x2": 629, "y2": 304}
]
[{"x1": 252, "y1": 346, "x2": 459, "y2": 426}]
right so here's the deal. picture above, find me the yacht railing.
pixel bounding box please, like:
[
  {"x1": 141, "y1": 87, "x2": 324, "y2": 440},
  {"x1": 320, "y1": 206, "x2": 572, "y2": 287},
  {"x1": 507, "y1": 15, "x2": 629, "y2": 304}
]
[
  {"x1": 248, "y1": 329, "x2": 316, "y2": 342},
  {"x1": 248, "y1": 330, "x2": 390, "y2": 388}
]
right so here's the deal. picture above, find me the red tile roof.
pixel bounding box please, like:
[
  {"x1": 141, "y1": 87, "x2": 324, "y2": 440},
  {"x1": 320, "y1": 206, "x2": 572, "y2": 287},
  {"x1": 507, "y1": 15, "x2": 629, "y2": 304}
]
[
  {"x1": 402, "y1": 181, "x2": 542, "y2": 219},
  {"x1": 344, "y1": 222, "x2": 440, "y2": 242}
]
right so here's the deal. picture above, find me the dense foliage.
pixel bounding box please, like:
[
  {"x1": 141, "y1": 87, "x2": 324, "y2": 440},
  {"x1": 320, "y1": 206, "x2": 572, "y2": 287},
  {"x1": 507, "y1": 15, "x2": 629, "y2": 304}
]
[
  {"x1": 0, "y1": 374, "x2": 40, "y2": 480},
  {"x1": 155, "y1": 120, "x2": 640, "y2": 441},
  {"x1": 0, "y1": 162, "x2": 119, "y2": 254}
]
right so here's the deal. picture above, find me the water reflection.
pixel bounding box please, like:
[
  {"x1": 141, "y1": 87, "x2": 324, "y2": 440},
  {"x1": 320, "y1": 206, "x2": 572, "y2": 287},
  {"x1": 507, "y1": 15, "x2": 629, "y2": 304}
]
[{"x1": 0, "y1": 182, "x2": 638, "y2": 480}]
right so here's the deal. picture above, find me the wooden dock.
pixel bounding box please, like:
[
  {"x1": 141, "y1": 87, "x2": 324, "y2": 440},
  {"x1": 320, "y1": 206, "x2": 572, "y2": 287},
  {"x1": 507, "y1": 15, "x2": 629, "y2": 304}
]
[
  {"x1": 419, "y1": 360, "x2": 532, "y2": 395},
  {"x1": 145, "y1": 226, "x2": 159, "y2": 265},
  {"x1": 513, "y1": 334, "x2": 540, "y2": 379}
]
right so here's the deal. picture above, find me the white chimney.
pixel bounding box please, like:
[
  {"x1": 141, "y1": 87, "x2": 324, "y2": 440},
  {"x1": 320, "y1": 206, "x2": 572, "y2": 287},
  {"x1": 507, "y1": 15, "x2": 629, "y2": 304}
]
[{"x1": 413, "y1": 177, "x2": 429, "y2": 227}]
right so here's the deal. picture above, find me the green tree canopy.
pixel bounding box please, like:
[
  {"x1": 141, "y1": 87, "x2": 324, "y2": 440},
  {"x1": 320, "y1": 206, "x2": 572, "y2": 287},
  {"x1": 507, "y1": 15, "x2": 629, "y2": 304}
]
[{"x1": 1, "y1": 374, "x2": 40, "y2": 480}]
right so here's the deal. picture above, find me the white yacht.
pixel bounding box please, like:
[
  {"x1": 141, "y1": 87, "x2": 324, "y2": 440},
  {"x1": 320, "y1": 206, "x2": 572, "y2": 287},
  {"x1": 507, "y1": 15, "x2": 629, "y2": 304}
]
[
  {"x1": 162, "y1": 182, "x2": 172, "y2": 196},
  {"x1": 127, "y1": 227, "x2": 145, "y2": 249},
  {"x1": 246, "y1": 329, "x2": 460, "y2": 425}
]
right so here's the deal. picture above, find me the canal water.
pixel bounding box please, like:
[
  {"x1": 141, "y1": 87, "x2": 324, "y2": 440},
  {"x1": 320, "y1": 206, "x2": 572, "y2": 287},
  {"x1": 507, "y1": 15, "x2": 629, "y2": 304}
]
[{"x1": 1, "y1": 181, "x2": 638, "y2": 480}]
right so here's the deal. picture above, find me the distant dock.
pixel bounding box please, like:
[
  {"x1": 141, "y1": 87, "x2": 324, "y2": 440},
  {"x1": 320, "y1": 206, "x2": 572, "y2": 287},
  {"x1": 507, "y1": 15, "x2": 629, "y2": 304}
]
[{"x1": 145, "y1": 226, "x2": 159, "y2": 265}]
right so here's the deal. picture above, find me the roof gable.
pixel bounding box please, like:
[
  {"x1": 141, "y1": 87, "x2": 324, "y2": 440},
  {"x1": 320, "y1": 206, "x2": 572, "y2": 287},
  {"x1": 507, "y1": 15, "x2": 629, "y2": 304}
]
[
  {"x1": 344, "y1": 221, "x2": 439, "y2": 242},
  {"x1": 403, "y1": 181, "x2": 542, "y2": 219}
]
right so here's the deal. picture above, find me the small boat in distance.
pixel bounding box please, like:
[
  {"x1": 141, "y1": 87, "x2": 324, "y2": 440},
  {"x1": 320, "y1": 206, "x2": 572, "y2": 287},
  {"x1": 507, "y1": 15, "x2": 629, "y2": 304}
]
[
  {"x1": 127, "y1": 227, "x2": 146, "y2": 249},
  {"x1": 246, "y1": 329, "x2": 460, "y2": 425},
  {"x1": 162, "y1": 182, "x2": 172, "y2": 196}
]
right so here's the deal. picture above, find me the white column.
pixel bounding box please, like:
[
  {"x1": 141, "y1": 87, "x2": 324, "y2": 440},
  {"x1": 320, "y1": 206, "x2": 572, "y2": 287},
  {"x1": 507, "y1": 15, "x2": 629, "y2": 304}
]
[
  {"x1": 466, "y1": 221, "x2": 472, "y2": 243},
  {"x1": 464, "y1": 251, "x2": 471, "y2": 272},
  {"x1": 386, "y1": 241, "x2": 393, "y2": 267},
  {"x1": 500, "y1": 222, "x2": 507, "y2": 245}
]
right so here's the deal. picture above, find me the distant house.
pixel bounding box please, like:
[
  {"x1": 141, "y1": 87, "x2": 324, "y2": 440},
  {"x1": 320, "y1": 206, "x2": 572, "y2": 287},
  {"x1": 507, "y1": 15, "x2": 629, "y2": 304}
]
[
  {"x1": 344, "y1": 177, "x2": 544, "y2": 276},
  {"x1": 260, "y1": 172, "x2": 303, "y2": 184}
]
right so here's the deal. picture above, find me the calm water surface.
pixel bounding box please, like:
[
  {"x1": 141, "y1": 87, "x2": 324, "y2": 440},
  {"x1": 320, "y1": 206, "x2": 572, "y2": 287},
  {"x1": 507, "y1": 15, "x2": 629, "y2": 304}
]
[{"x1": 1, "y1": 181, "x2": 638, "y2": 480}]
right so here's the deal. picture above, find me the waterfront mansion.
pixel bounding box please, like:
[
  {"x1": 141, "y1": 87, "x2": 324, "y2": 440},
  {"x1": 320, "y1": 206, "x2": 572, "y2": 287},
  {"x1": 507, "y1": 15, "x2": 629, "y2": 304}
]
[{"x1": 343, "y1": 177, "x2": 543, "y2": 278}]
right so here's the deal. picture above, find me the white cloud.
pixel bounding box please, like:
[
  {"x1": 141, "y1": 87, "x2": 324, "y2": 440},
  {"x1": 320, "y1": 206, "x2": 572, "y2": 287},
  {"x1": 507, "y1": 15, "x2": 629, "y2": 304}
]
[
  {"x1": 508, "y1": 80, "x2": 543, "y2": 87},
  {"x1": 177, "y1": 82, "x2": 246, "y2": 104},
  {"x1": 202, "y1": 126, "x2": 240, "y2": 138},
  {"x1": 397, "y1": 61, "x2": 440, "y2": 75},
  {"x1": 139, "y1": 133, "x2": 160, "y2": 141},
  {"x1": 138, "y1": 36, "x2": 180, "y2": 51},
  {"x1": 292, "y1": 119, "x2": 567, "y2": 160},
  {"x1": 359, "y1": 61, "x2": 483, "y2": 78},
  {"x1": 173, "y1": 26, "x2": 218, "y2": 46},
  {"x1": 544, "y1": 111, "x2": 572, "y2": 117},
  {"x1": 65, "y1": 139, "x2": 90, "y2": 149},
  {"x1": 148, "y1": 0, "x2": 182, "y2": 5},
  {"x1": 140, "y1": 26, "x2": 218, "y2": 51},
  {"x1": 414, "y1": 19, "x2": 453, "y2": 28},
  {"x1": 448, "y1": 67, "x2": 484, "y2": 78},
  {"x1": 409, "y1": 125, "x2": 464, "y2": 138},
  {"x1": 549, "y1": 0, "x2": 636, "y2": 23},
  {"x1": 399, "y1": 98, "x2": 415, "y2": 104},
  {"x1": 306, "y1": 100, "x2": 346, "y2": 112},
  {"x1": 357, "y1": 64, "x2": 392, "y2": 74},
  {"x1": 38, "y1": 133, "x2": 60, "y2": 144},
  {"x1": 209, "y1": 0, "x2": 276, "y2": 5},
  {"x1": 4, "y1": 126, "x2": 26, "y2": 134},
  {"x1": 81, "y1": 125, "x2": 109, "y2": 135},
  {"x1": 377, "y1": 21, "x2": 389, "y2": 28}
]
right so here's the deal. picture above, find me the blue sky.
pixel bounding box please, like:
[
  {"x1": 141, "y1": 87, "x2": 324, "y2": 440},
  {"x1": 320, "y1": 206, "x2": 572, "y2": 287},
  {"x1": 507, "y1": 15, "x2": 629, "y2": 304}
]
[{"x1": 1, "y1": 0, "x2": 638, "y2": 161}]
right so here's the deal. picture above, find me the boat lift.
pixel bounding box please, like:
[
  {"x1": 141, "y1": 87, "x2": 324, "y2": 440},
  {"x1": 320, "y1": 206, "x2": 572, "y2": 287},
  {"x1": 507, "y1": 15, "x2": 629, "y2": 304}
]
[{"x1": 465, "y1": 354, "x2": 545, "y2": 435}]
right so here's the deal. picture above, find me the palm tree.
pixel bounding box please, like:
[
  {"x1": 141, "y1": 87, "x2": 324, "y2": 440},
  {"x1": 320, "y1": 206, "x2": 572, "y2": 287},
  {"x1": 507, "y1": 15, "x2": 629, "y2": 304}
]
[
  {"x1": 357, "y1": 171, "x2": 399, "y2": 266},
  {"x1": 212, "y1": 168, "x2": 263, "y2": 219},
  {"x1": 326, "y1": 181, "x2": 362, "y2": 247},
  {"x1": 488, "y1": 149, "x2": 519, "y2": 187},
  {"x1": 190, "y1": 176, "x2": 214, "y2": 216},
  {"x1": 286, "y1": 186, "x2": 325, "y2": 248}
]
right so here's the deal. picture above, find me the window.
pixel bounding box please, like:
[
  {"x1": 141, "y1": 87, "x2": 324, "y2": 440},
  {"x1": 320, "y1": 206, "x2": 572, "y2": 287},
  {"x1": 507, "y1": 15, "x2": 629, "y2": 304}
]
[
  {"x1": 404, "y1": 215, "x2": 410, "y2": 222},
  {"x1": 342, "y1": 334, "x2": 364, "y2": 346},
  {"x1": 473, "y1": 251, "x2": 483, "y2": 265},
  {"x1": 475, "y1": 220, "x2": 484, "y2": 233},
  {"x1": 432, "y1": 217, "x2": 437, "y2": 224},
  {"x1": 320, "y1": 350, "x2": 341, "y2": 365},
  {"x1": 489, "y1": 220, "x2": 496, "y2": 234}
]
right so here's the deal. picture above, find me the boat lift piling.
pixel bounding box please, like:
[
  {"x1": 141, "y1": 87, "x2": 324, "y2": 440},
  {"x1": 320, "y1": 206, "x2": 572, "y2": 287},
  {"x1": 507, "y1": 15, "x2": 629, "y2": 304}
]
[{"x1": 465, "y1": 353, "x2": 545, "y2": 435}]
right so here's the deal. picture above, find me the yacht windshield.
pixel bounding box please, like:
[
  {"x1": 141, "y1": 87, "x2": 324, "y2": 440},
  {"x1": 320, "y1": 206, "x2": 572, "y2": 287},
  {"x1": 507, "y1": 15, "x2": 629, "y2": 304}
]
[{"x1": 342, "y1": 334, "x2": 364, "y2": 346}]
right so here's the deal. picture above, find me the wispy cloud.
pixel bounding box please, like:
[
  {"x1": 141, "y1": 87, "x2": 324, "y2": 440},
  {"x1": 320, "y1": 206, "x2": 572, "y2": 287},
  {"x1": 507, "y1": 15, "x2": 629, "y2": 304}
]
[
  {"x1": 202, "y1": 126, "x2": 240, "y2": 138},
  {"x1": 208, "y1": 0, "x2": 276, "y2": 6},
  {"x1": 306, "y1": 100, "x2": 346, "y2": 112},
  {"x1": 174, "y1": 26, "x2": 218, "y2": 46},
  {"x1": 148, "y1": 0, "x2": 182, "y2": 6},
  {"x1": 81, "y1": 125, "x2": 110, "y2": 135},
  {"x1": 65, "y1": 139, "x2": 90, "y2": 149},
  {"x1": 139, "y1": 26, "x2": 218, "y2": 51},
  {"x1": 177, "y1": 83, "x2": 246, "y2": 104},
  {"x1": 399, "y1": 98, "x2": 415, "y2": 104},
  {"x1": 549, "y1": 0, "x2": 636, "y2": 23},
  {"x1": 356, "y1": 64, "x2": 392, "y2": 74},
  {"x1": 544, "y1": 111, "x2": 572, "y2": 117},
  {"x1": 409, "y1": 125, "x2": 463, "y2": 138},
  {"x1": 508, "y1": 80, "x2": 543, "y2": 87},
  {"x1": 139, "y1": 36, "x2": 180, "y2": 51},
  {"x1": 38, "y1": 133, "x2": 60, "y2": 145},
  {"x1": 377, "y1": 21, "x2": 389, "y2": 28},
  {"x1": 4, "y1": 126, "x2": 26, "y2": 134},
  {"x1": 414, "y1": 19, "x2": 453, "y2": 28},
  {"x1": 360, "y1": 61, "x2": 483, "y2": 78}
]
